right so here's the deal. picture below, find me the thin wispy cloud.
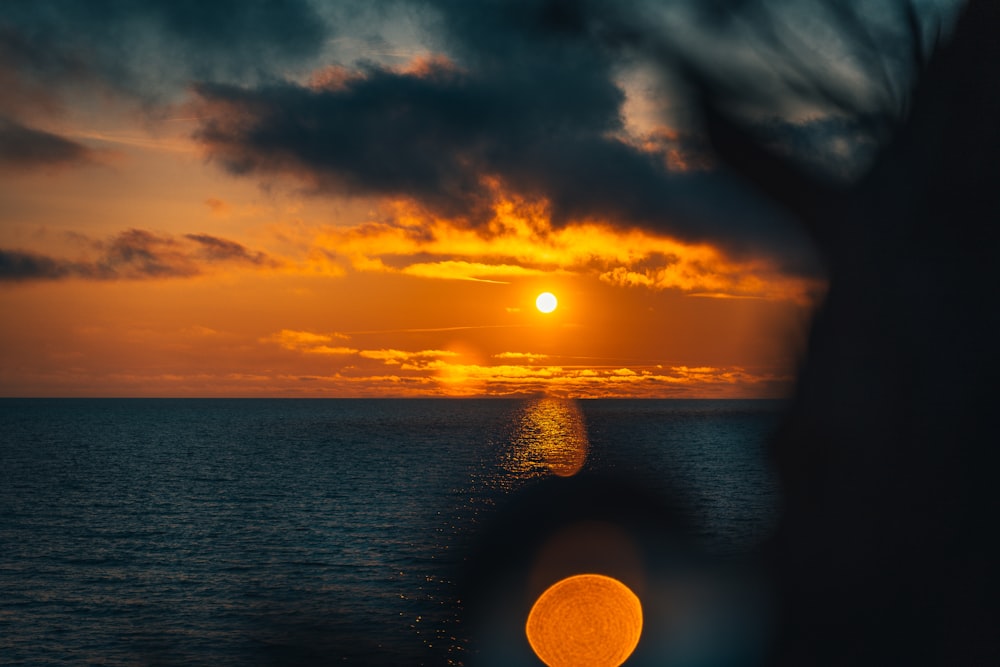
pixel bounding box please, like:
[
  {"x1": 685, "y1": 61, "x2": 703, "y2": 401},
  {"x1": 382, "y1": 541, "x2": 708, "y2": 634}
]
[
  {"x1": 0, "y1": 229, "x2": 277, "y2": 282},
  {"x1": 0, "y1": 117, "x2": 97, "y2": 170}
]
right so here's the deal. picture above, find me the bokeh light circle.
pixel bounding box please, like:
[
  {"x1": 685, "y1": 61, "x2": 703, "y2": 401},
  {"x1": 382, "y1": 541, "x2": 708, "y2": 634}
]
[{"x1": 526, "y1": 573, "x2": 642, "y2": 667}]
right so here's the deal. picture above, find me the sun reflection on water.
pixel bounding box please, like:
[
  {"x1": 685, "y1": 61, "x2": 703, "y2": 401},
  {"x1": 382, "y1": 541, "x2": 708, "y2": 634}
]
[{"x1": 502, "y1": 398, "x2": 589, "y2": 481}]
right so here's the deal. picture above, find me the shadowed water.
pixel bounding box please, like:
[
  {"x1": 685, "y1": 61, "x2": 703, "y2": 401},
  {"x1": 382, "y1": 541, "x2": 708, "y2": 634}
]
[{"x1": 0, "y1": 398, "x2": 782, "y2": 665}]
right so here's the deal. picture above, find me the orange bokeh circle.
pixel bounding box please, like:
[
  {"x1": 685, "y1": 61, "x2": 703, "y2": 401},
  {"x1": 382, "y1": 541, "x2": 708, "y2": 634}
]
[{"x1": 525, "y1": 573, "x2": 643, "y2": 667}]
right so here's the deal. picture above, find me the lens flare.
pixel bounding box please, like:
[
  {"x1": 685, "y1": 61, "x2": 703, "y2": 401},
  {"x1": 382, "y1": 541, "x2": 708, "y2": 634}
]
[{"x1": 526, "y1": 573, "x2": 642, "y2": 667}]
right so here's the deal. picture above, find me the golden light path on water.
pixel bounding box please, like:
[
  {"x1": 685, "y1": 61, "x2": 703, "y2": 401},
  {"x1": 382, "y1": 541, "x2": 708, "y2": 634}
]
[
  {"x1": 481, "y1": 400, "x2": 646, "y2": 666},
  {"x1": 468, "y1": 398, "x2": 778, "y2": 667},
  {"x1": 503, "y1": 398, "x2": 589, "y2": 479},
  {"x1": 526, "y1": 573, "x2": 643, "y2": 667}
]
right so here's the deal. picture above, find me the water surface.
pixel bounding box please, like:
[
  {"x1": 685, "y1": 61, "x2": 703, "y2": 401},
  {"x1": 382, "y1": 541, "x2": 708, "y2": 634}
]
[{"x1": 0, "y1": 398, "x2": 783, "y2": 665}]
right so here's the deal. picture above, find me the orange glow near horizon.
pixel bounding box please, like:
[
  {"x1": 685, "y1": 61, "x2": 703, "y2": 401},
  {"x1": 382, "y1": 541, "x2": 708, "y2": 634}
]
[
  {"x1": 303, "y1": 194, "x2": 819, "y2": 304},
  {"x1": 526, "y1": 574, "x2": 643, "y2": 667},
  {"x1": 0, "y1": 122, "x2": 821, "y2": 398},
  {"x1": 0, "y1": 265, "x2": 807, "y2": 397}
]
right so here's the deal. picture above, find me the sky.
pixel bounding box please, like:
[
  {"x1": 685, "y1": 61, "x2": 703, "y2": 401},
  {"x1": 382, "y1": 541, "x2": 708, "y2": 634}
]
[{"x1": 0, "y1": 0, "x2": 960, "y2": 398}]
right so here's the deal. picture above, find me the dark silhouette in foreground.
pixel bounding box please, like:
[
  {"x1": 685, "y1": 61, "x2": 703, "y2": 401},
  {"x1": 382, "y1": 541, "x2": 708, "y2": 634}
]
[
  {"x1": 697, "y1": 1, "x2": 999, "y2": 664},
  {"x1": 462, "y1": 1, "x2": 999, "y2": 665}
]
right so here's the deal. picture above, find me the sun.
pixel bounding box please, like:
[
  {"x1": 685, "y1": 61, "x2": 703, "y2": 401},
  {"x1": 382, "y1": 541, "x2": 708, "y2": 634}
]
[
  {"x1": 526, "y1": 573, "x2": 643, "y2": 667},
  {"x1": 536, "y1": 292, "x2": 558, "y2": 313}
]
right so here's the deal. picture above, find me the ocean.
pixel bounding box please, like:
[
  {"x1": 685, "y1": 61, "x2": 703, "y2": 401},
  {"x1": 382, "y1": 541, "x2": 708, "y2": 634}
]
[{"x1": 0, "y1": 398, "x2": 783, "y2": 666}]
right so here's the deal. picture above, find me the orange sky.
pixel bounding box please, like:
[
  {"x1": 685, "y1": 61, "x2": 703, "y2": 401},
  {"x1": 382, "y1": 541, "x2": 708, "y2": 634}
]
[
  {"x1": 0, "y1": 143, "x2": 819, "y2": 397},
  {"x1": 0, "y1": 5, "x2": 833, "y2": 398}
]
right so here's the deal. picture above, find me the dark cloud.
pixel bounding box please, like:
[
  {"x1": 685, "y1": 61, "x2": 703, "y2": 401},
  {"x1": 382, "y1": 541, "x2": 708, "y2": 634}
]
[
  {"x1": 189, "y1": 0, "x2": 956, "y2": 274},
  {"x1": 1, "y1": 0, "x2": 942, "y2": 271},
  {"x1": 194, "y1": 46, "x2": 811, "y2": 269},
  {"x1": 676, "y1": 0, "x2": 939, "y2": 113},
  {"x1": 194, "y1": 57, "x2": 627, "y2": 218},
  {"x1": 0, "y1": 0, "x2": 330, "y2": 181},
  {"x1": 0, "y1": 0, "x2": 327, "y2": 107},
  {"x1": 0, "y1": 116, "x2": 94, "y2": 169},
  {"x1": 744, "y1": 115, "x2": 883, "y2": 182},
  {"x1": 1, "y1": 0, "x2": 922, "y2": 270},
  {"x1": 98, "y1": 229, "x2": 200, "y2": 279},
  {"x1": 0, "y1": 229, "x2": 275, "y2": 282},
  {"x1": 184, "y1": 233, "x2": 270, "y2": 265},
  {"x1": 0, "y1": 249, "x2": 82, "y2": 281}
]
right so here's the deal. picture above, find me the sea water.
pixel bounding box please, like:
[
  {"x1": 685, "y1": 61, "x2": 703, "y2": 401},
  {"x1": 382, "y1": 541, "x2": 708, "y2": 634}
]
[{"x1": 0, "y1": 398, "x2": 783, "y2": 665}]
